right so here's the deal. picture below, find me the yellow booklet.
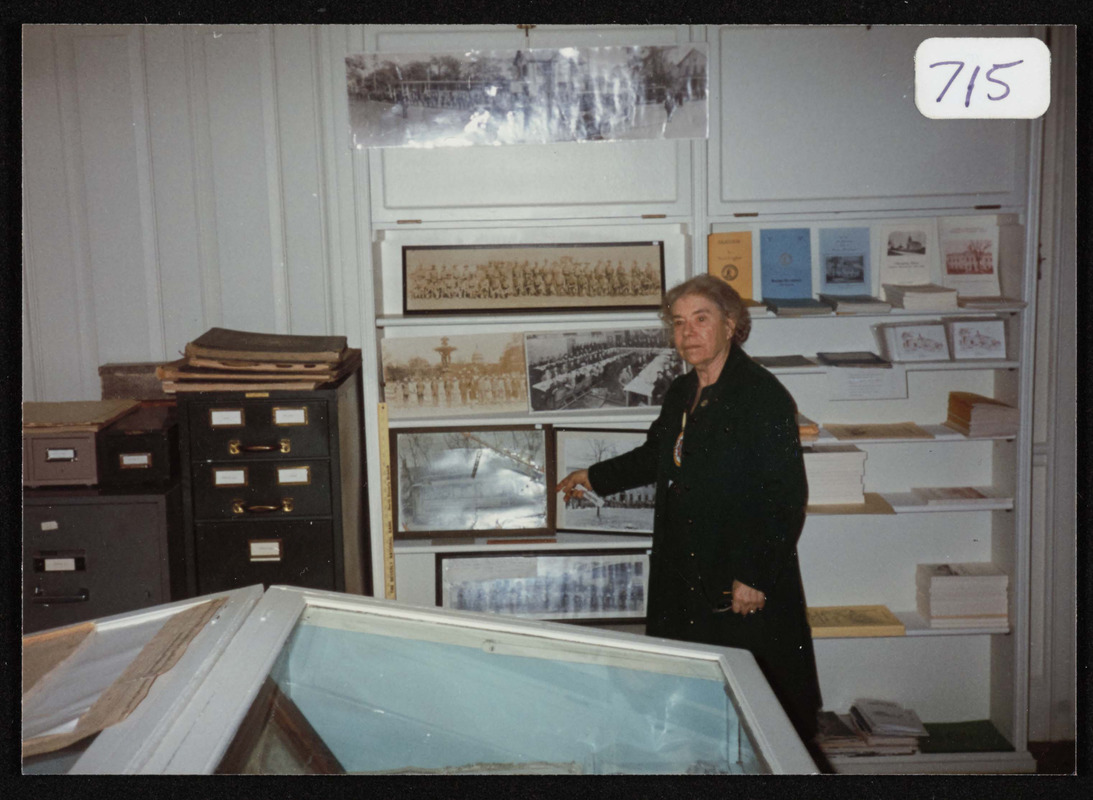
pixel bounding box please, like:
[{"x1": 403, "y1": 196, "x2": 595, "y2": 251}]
[
  {"x1": 807, "y1": 605, "x2": 906, "y2": 638},
  {"x1": 707, "y1": 231, "x2": 755, "y2": 301}
]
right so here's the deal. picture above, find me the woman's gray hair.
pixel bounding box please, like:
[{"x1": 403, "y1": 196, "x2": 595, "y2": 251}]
[{"x1": 659, "y1": 275, "x2": 752, "y2": 346}]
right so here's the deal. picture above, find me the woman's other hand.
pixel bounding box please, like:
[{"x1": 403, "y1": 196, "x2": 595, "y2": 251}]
[{"x1": 731, "y1": 579, "x2": 766, "y2": 616}]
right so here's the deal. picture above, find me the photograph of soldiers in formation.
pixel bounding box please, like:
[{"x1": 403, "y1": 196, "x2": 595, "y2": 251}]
[
  {"x1": 345, "y1": 44, "x2": 707, "y2": 148},
  {"x1": 440, "y1": 552, "x2": 648, "y2": 620},
  {"x1": 381, "y1": 332, "x2": 529, "y2": 419},
  {"x1": 554, "y1": 430, "x2": 655, "y2": 534},
  {"x1": 403, "y1": 241, "x2": 664, "y2": 314},
  {"x1": 525, "y1": 327, "x2": 684, "y2": 413}
]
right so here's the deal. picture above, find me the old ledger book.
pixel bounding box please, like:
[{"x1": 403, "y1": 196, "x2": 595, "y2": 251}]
[
  {"x1": 807, "y1": 605, "x2": 905, "y2": 638},
  {"x1": 707, "y1": 231, "x2": 756, "y2": 303},
  {"x1": 185, "y1": 327, "x2": 348, "y2": 363}
]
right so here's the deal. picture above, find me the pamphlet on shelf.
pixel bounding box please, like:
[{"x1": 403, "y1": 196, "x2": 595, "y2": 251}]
[
  {"x1": 764, "y1": 297, "x2": 831, "y2": 316},
  {"x1": 815, "y1": 351, "x2": 891, "y2": 368},
  {"x1": 752, "y1": 354, "x2": 820, "y2": 369},
  {"x1": 807, "y1": 605, "x2": 906, "y2": 637},
  {"x1": 826, "y1": 363, "x2": 907, "y2": 401},
  {"x1": 818, "y1": 293, "x2": 892, "y2": 314},
  {"x1": 760, "y1": 228, "x2": 813, "y2": 300},
  {"x1": 875, "y1": 218, "x2": 939, "y2": 287},
  {"x1": 823, "y1": 421, "x2": 933, "y2": 440},
  {"x1": 818, "y1": 226, "x2": 872, "y2": 296},
  {"x1": 707, "y1": 231, "x2": 754, "y2": 301},
  {"x1": 937, "y1": 215, "x2": 1004, "y2": 298}
]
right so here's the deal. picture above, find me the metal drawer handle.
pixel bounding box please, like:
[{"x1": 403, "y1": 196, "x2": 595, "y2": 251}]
[
  {"x1": 228, "y1": 439, "x2": 291, "y2": 455},
  {"x1": 231, "y1": 498, "x2": 294, "y2": 514},
  {"x1": 32, "y1": 587, "x2": 90, "y2": 604}
]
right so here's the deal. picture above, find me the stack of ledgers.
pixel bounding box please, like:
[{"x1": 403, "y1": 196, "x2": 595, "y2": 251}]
[
  {"x1": 816, "y1": 698, "x2": 930, "y2": 758},
  {"x1": 944, "y1": 391, "x2": 1018, "y2": 437},
  {"x1": 156, "y1": 327, "x2": 360, "y2": 393},
  {"x1": 802, "y1": 445, "x2": 866, "y2": 505},
  {"x1": 881, "y1": 283, "x2": 958, "y2": 311}
]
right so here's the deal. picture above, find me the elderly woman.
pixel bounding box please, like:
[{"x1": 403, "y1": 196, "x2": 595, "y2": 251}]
[{"x1": 556, "y1": 275, "x2": 822, "y2": 744}]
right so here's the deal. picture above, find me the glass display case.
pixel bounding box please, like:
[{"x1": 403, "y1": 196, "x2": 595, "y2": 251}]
[{"x1": 22, "y1": 585, "x2": 816, "y2": 774}]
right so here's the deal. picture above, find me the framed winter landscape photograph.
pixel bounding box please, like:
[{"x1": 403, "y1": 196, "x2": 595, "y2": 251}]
[
  {"x1": 946, "y1": 317, "x2": 1007, "y2": 360},
  {"x1": 524, "y1": 327, "x2": 684, "y2": 413},
  {"x1": 554, "y1": 429, "x2": 654, "y2": 534},
  {"x1": 402, "y1": 241, "x2": 665, "y2": 315},
  {"x1": 437, "y1": 550, "x2": 650, "y2": 622},
  {"x1": 390, "y1": 426, "x2": 552, "y2": 539}
]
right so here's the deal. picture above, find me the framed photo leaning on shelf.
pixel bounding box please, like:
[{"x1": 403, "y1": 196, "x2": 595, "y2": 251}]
[
  {"x1": 402, "y1": 241, "x2": 665, "y2": 315},
  {"x1": 390, "y1": 425, "x2": 554, "y2": 539},
  {"x1": 524, "y1": 327, "x2": 684, "y2": 413},
  {"x1": 380, "y1": 331, "x2": 530, "y2": 419},
  {"x1": 554, "y1": 428, "x2": 654, "y2": 534},
  {"x1": 437, "y1": 549, "x2": 650, "y2": 623},
  {"x1": 945, "y1": 317, "x2": 1007, "y2": 360}
]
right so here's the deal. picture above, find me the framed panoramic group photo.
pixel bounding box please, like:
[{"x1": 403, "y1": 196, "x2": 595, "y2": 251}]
[{"x1": 402, "y1": 241, "x2": 665, "y2": 316}]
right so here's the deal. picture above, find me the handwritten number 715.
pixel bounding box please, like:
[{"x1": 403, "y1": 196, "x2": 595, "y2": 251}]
[{"x1": 929, "y1": 60, "x2": 1025, "y2": 106}]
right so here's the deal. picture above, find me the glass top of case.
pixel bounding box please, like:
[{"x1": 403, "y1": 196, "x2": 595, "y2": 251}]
[{"x1": 219, "y1": 605, "x2": 767, "y2": 775}]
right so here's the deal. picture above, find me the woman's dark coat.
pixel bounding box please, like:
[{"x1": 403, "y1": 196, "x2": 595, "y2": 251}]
[{"x1": 588, "y1": 344, "x2": 822, "y2": 740}]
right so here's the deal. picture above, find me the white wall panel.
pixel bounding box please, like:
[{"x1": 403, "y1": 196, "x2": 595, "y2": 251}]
[{"x1": 198, "y1": 28, "x2": 280, "y2": 333}]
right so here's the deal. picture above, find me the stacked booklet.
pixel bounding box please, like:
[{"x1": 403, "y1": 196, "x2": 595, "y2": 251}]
[
  {"x1": 944, "y1": 391, "x2": 1018, "y2": 437},
  {"x1": 818, "y1": 293, "x2": 892, "y2": 314},
  {"x1": 882, "y1": 283, "x2": 958, "y2": 311},
  {"x1": 848, "y1": 698, "x2": 929, "y2": 753},
  {"x1": 802, "y1": 445, "x2": 867, "y2": 505},
  {"x1": 157, "y1": 328, "x2": 360, "y2": 393},
  {"x1": 916, "y1": 562, "x2": 1009, "y2": 630}
]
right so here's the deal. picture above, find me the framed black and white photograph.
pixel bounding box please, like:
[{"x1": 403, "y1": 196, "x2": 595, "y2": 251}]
[
  {"x1": 345, "y1": 45, "x2": 708, "y2": 149},
  {"x1": 391, "y1": 426, "x2": 552, "y2": 539},
  {"x1": 525, "y1": 327, "x2": 684, "y2": 413},
  {"x1": 437, "y1": 550, "x2": 650, "y2": 622},
  {"x1": 946, "y1": 317, "x2": 1007, "y2": 360},
  {"x1": 555, "y1": 429, "x2": 654, "y2": 534},
  {"x1": 876, "y1": 322, "x2": 951, "y2": 362},
  {"x1": 381, "y1": 332, "x2": 529, "y2": 419},
  {"x1": 402, "y1": 241, "x2": 664, "y2": 315}
]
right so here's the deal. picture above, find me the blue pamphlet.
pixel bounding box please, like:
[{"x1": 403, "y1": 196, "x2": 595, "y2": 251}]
[
  {"x1": 760, "y1": 228, "x2": 812, "y2": 299},
  {"x1": 819, "y1": 227, "x2": 872, "y2": 296}
]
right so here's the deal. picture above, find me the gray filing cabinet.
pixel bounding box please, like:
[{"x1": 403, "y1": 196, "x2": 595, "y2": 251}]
[{"x1": 23, "y1": 485, "x2": 186, "y2": 633}]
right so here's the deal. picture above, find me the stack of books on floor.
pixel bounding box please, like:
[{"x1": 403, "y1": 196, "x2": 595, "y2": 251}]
[
  {"x1": 916, "y1": 562, "x2": 1009, "y2": 630},
  {"x1": 817, "y1": 699, "x2": 929, "y2": 758},
  {"x1": 803, "y1": 445, "x2": 867, "y2": 504},
  {"x1": 157, "y1": 327, "x2": 360, "y2": 393},
  {"x1": 881, "y1": 283, "x2": 958, "y2": 311},
  {"x1": 944, "y1": 391, "x2": 1018, "y2": 437}
]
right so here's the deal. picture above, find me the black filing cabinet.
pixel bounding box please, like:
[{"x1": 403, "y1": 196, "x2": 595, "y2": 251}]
[
  {"x1": 23, "y1": 485, "x2": 185, "y2": 633},
  {"x1": 176, "y1": 367, "x2": 369, "y2": 597}
]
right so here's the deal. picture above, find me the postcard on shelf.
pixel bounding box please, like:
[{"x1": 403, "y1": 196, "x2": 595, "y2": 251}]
[
  {"x1": 815, "y1": 351, "x2": 891, "y2": 368},
  {"x1": 818, "y1": 226, "x2": 872, "y2": 296},
  {"x1": 707, "y1": 231, "x2": 754, "y2": 301},
  {"x1": 937, "y1": 215, "x2": 1002, "y2": 297},
  {"x1": 874, "y1": 322, "x2": 951, "y2": 362},
  {"x1": 759, "y1": 227, "x2": 813, "y2": 299},
  {"x1": 945, "y1": 317, "x2": 1007, "y2": 360},
  {"x1": 807, "y1": 605, "x2": 906, "y2": 638},
  {"x1": 825, "y1": 363, "x2": 908, "y2": 401},
  {"x1": 875, "y1": 218, "x2": 939, "y2": 287}
]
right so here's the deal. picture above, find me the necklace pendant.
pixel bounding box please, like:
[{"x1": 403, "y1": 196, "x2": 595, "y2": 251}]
[{"x1": 673, "y1": 430, "x2": 684, "y2": 466}]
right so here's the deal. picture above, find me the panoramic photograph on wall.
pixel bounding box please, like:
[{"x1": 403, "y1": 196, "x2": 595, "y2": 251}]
[
  {"x1": 403, "y1": 241, "x2": 665, "y2": 315},
  {"x1": 391, "y1": 426, "x2": 551, "y2": 539},
  {"x1": 524, "y1": 327, "x2": 684, "y2": 413},
  {"x1": 345, "y1": 44, "x2": 708, "y2": 148},
  {"x1": 381, "y1": 332, "x2": 529, "y2": 419},
  {"x1": 555, "y1": 429, "x2": 654, "y2": 534},
  {"x1": 439, "y1": 551, "x2": 649, "y2": 621}
]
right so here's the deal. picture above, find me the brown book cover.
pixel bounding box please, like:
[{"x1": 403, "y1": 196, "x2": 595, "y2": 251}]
[
  {"x1": 807, "y1": 605, "x2": 906, "y2": 638},
  {"x1": 157, "y1": 359, "x2": 336, "y2": 383},
  {"x1": 184, "y1": 327, "x2": 348, "y2": 363},
  {"x1": 23, "y1": 399, "x2": 141, "y2": 432}
]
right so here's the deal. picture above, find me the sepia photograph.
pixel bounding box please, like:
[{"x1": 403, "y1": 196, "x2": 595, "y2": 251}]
[
  {"x1": 886, "y1": 230, "x2": 928, "y2": 256},
  {"x1": 555, "y1": 429, "x2": 654, "y2": 534},
  {"x1": 381, "y1": 332, "x2": 529, "y2": 419},
  {"x1": 524, "y1": 327, "x2": 684, "y2": 413},
  {"x1": 946, "y1": 318, "x2": 1007, "y2": 360},
  {"x1": 391, "y1": 426, "x2": 551, "y2": 539},
  {"x1": 345, "y1": 45, "x2": 707, "y2": 148},
  {"x1": 438, "y1": 550, "x2": 649, "y2": 621},
  {"x1": 402, "y1": 241, "x2": 664, "y2": 315}
]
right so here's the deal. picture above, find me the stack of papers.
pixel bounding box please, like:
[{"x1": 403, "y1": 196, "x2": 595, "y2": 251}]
[
  {"x1": 818, "y1": 293, "x2": 892, "y2": 314},
  {"x1": 916, "y1": 562, "x2": 1009, "y2": 629},
  {"x1": 882, "y1": 283, "x2": 959, "y2": 311},
  {"x1": 849, "y1": 698, "x2": 929, "y2": 749},
  {"x1": 945, "y1": 391, "x2": 1018, "y2": 437},
  {"x1": 803, "y1": 445, "x2": 867, "y2": 505}
]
